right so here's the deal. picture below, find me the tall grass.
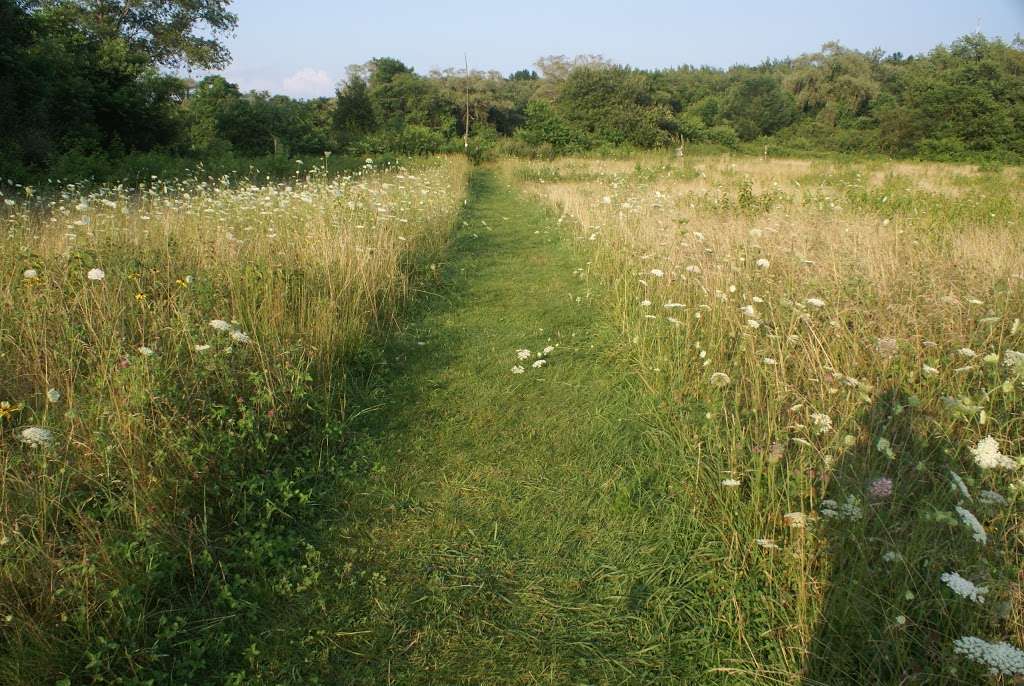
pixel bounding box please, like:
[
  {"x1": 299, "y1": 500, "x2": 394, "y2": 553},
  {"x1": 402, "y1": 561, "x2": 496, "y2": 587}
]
[
  {"x1": 509, "y1": 153, "x2": 1024, "y2": 682},
  {"x1": 0, "y1": 156, "x2": 469, "y2": 681}
]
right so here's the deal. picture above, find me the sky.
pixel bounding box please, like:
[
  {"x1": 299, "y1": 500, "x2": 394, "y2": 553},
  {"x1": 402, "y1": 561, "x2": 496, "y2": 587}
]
[{"x1": 196, "y1": 0, "x2": 1024, "y2": 98}]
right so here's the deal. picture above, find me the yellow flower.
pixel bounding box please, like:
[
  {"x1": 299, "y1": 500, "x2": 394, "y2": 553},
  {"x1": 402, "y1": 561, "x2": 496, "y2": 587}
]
[
  {"x1": 135, "y1": 292, "x2": 147, "y2": 301},
  {"x1": 0, "y1": 401, "x2": 23, "y2": 420}
]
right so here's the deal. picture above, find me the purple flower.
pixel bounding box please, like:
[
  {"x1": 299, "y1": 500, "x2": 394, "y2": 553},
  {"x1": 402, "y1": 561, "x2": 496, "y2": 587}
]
[{"x1": 868, "y1": 477, "x2": 893, "y2": 500}]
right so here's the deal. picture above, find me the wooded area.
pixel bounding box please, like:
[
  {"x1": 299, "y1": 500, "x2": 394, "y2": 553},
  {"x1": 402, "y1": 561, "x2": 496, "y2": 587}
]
[{"x1": 3, "y1": 0, "x2": 1023, "y2": 181}]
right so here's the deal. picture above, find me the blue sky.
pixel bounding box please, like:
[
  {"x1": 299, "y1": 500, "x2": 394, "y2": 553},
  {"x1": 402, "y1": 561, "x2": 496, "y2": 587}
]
[{"x1": 202, "y1": 0, "x2": 1024, "y2": 98}]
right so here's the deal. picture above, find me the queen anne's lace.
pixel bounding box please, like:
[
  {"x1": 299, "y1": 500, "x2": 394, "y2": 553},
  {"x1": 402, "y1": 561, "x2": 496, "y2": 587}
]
[{"x1": 953, "y1": 636, "x2": 1024, "y2": 676}]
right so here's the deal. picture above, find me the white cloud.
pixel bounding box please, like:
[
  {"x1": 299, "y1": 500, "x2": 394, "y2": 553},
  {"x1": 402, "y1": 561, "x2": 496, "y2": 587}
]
[{"x1": 281, "y1": 68, "x2": 334, "y2": 98}]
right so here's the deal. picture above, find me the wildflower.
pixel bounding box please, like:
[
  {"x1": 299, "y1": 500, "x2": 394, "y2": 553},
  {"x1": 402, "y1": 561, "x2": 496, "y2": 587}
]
[
  {"x1": 22, "y1": 268, "x2": 39, "y2": 280},
  {"x1": 209, "y1": 319, "x2": 232, "y2": 332},
  {"x1": 763, "y1": 357, "x2": 777, "y2": 365},
  {"x1": 958, "y1": 347, "x2": 976, "y2": 358},
  {"x1": 640, "y1": 299, "x2": 652, "y2": 307},
  {"x1": 922, "y1": 364, "x2": 939, "y2": 377},
  {"x1": 755, "y1": 539, "x2": 778, "y2": 550},
  {"x1": 805, "y1": 297, "x2": 826, "y2": 308},
  {"x1": 685, "y1": 265, "x2": 701, "y2": 274},
  {"x1": 749, "y1": 228, "x2": 763, "y2": 238},
  {"x1": 868, "y1": 477, "x2": 893, "y2": 500},
  {"x1": 955, "y1": 505, "x2": 987, "y2": 544},
  {"x1": 531, "y1": 359, "x2": 546, "y2": 369},
  {"x1": 137, "y1": 346, "x2": 155, "y2": 356},
  {"x1": 949, "y1": 471, "x2": 971, "y2": 500},
  {"x1": 46, "y1": 389, "x2": 60, "y2": 403},
  {"x1": 970, "y1": 436, "x2": 1018, "y2": 470},
  {"x1": 783, "y1": 512, "x2": 806, "y2": 528},
  {"x1": 1003, "y1": 349, "x2": 1024, "y2": 374},
  {"x1": 755, "y1": 258, "x2": 770, "y2": 269},
  {"x1": 194, "y1": 344, "x2": 211, "y2": 352},
  {"x1": 876, "y1": 437, "x2": 895, "y2": 460},
  {"x1": 709, "y1": 372, "x2": 730, "y2": 388},
  {"x1": 952, "y1": 636, "x2": 1024, "y2": 676},
  {"x1": 740, "y1": 305, "x2": 757, "y2": 318},
  {"x1": 979, "y1": 490, "x2": 1007, "y2": 506},
  {"x1": 721, "y1": 479, "x2": 741, "y2": 487},
  {"x1": 86, "y1": 268, "x2": 105, "y2": 281},
  {"x1": 541, "y1": 345, "x2": 555, "y2": 356},
  {"x1": 650, "y1": 269, "x2": 664, "y2": 277},
  {"x1": 820, "y1": 495, "x2": 863, "y2": 520},
  {"x1": 882, "y1": 551, "x2": 903, "y2": 563},
  {"x1": 941, "y1": 572, "x2": 988, "y2": 603},
  {"x1": 18, "y1": 426, "x2": 53, "y2": 447},
  {"x1": 511, "y1": 365, "x2": 525, "y2": 374},
  {"x1": 810, "y1": 413, "x2": 832, "y2": 435},
  {"x1": 516, "y1": 349, "x2": 531, "y2": 360},
  {"x1": 875, "y1": 338, "x2": 898, "y2": 358},
  {"x1": 229, "y1": 330, "x2": 251, "y2": 344}
]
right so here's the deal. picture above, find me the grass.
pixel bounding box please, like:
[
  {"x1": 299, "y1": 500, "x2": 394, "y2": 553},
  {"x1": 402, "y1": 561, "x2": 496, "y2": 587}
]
[
  {"x1": 0, "y1": 156, "x2": 469, "y2": 682},
  {"x1": 1, "y1": 152, "x2": 1023, "y2": 683},
  {"x1": 509, "y1": 153, "x2": 1024, "y2": 683}
]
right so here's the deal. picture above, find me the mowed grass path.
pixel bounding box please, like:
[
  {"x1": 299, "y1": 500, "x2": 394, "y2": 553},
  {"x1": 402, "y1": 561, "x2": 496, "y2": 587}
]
[{"x1": 259, "y1": 171, "x2": 721, "y2": 684}]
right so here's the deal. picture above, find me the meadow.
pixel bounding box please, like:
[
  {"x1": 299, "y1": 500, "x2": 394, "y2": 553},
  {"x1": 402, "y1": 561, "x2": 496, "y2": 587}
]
[
  {"x1": 508, "y1": 153, "x2": 1024, "y2": 682},
  {"x1": 1, "y1": 151, "x2": 1022, "y2": 684}
]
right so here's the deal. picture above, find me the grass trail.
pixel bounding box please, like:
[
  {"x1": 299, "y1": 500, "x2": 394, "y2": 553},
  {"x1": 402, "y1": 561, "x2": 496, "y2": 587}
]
[{"x1": 252, "y1": 170, "x2": 721, "y2": 684}]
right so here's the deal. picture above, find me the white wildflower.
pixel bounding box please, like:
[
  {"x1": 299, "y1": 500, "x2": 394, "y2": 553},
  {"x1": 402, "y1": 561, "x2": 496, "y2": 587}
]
[
  {"x1": 955, "y1": 505, "x2": 987, "y2": 544},
  {"x1": 882, "y1": 551, "x2": 903, "y2": 563},
  {"x1": 86, "y1": 267, "x2": 105, "y2": 281},
  {"x1": 953, "y1": 636, "x2": 1024, "y2": 676},
  {"x1": 531, "y1": 359, "x2": 546, "y2": 369},
  {"x1": 229, "y1": 330, "x2": 251, "y2": 344},
  {"x1": 22, "y1": 268, "x2": 39, "y2": 280},
  {"x1": 46, "y1": 388, "x2": 60, "y2": 403},
  {"x1": 755, "y1": 538, "x2": 778, "y2": 550},
  {"x1": 783, "y1": 512, "x2": 806, "y2": 528},
  {"x1": 922, "y1": 364, "x2": 939, "y2": 377},
  {"x1": 650, "y1": 269, "x2": 664, "y2": 278},
  {"x1": 978, "y1": 490, "x2": 1007, "y2": 506},
  {"x1": 721, "y1": 479, "x2": 741, "y2": 487},
  {"x1": 805, "y1": 297, "x2": 826, "y2": 308},
  {"x1": 810, "y1": 413, "x2": 833, "y2": 435},
  {"x1": 194, "y1": 344, "x2": 211, "y2": 352},
  {"x1": 639, "y1": 299, "x2": 652, "y2": 307},
  {"x1": 949, "y1": 471, "x2": 971, "y2": 501},
  {"x1": 685, "y1": 265, "x2": 701, "y2": 274},
  {"x1": 755, "y1": 258, "x2": 770, "y2": 269},
  {"x1": 209, "y1": 319, "x2": 232, "y2": 332},
  {"x1": 511, "y1": 365, "x2": 525, "y2": 374},
  {"x1": 541, "y1": 346, "x2": 555, "y2": 355},
  {"x1": 709, "y1": 372, "x2": 731, "y2": 388},
  {"x1": 941, "y1": 571, "x2": 988, "y2": 603},
  {"x1": 137, "y1": 346, "x2": 155, "y2": 356},
  {"x1": 18, "y1": 426, "x2": 53, "y2": 447},
  {"x1": 958, "y1": 347, "x2": 976, "y2": 358},
  {"x1": 970, "y1": 436, "x2": 1018, "y2": 470}
]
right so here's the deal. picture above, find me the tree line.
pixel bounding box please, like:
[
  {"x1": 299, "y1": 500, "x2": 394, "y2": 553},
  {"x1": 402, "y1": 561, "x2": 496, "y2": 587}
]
[{"x1": 3, "y1": 0, "x2": 1024, "y2": 181}]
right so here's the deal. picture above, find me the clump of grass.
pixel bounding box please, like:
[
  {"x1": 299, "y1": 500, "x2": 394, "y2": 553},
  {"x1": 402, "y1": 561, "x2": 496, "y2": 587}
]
[
  {"x1": 0, "y1": 156, "x2": 469, "y2": 681},
  {"x1": 511, "y1": 153, "x2": 1024, "y2": 682}
]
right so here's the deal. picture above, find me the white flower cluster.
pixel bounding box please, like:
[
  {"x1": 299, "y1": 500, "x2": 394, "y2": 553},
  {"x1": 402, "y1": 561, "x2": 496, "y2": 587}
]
[
  {"x1": 940, "y1": 571, "x2": 988, "y2": 603},
  {"x1": 209, "y1": 319, "x2": 252, "y2": 345},
  {"x1": 954, "y1": 505, "x2": 987, "y2": 544},
  {"x1": 820, "y1": 495, "x2": 862, "y2": 521},
  {"x1": 19, "y1": 426, "x2": 53, "y2": 447},
  {"x1": 810, "y1": 412, "x2": 833, "y2": 435},
  {"x1": 953, "y1": 636, "x2": 1024, "y2": 676},
  {"x1": 970, "y1": 436, "x2": 1018, "y2": 470},
  {"x1": 511, "y1": 345, "x2": 555, "y2": 374}
]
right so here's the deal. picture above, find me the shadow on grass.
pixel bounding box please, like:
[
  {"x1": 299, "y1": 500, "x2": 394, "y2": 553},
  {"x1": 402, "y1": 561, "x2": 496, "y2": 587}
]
[{"x1": 803, "y1": 388, "x2": 990, "y2": 685}]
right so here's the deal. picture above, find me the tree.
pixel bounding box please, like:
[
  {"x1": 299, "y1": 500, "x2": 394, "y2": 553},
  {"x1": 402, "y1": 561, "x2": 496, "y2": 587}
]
[
  {"x1": 722, "y1": 72, "x2": 796, "y2": 140},
  {"x1": 333, "y1": 75, "x2": 376, "y2": 148},
  {"x1": 34, "y1": 0, "x2": 238, "y2": 68}
]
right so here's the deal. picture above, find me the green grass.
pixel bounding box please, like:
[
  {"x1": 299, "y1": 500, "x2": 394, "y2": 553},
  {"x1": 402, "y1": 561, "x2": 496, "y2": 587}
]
[{"x1": 229, "y1": 170, "x2": 742, "y2": 683}]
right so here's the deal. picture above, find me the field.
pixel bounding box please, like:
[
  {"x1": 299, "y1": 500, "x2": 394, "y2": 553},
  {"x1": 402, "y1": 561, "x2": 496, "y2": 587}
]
[{"x1": 1, "y1": 153, "x2": 1022, "y2": 683}]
